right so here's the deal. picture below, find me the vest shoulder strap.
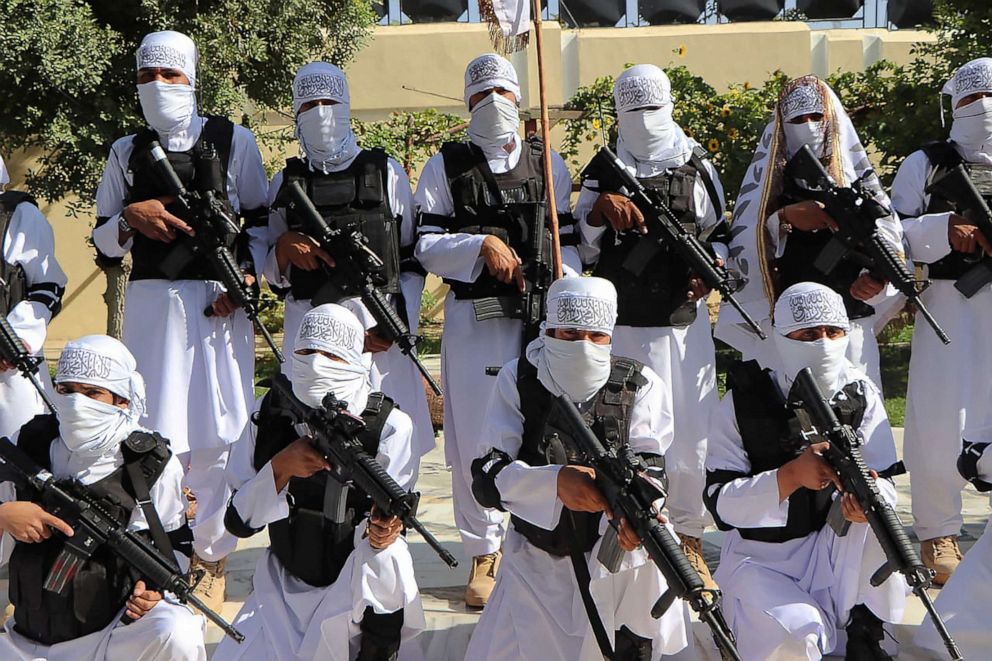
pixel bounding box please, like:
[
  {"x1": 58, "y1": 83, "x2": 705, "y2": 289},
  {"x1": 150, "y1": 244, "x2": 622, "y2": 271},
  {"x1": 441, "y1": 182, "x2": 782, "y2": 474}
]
[
  {"x1": 440, "y1": 141, "x2": 483, "y2": 181},
  {"x1": 687, "y1": 149, "x2": 723, "y2": 217},
  {"x1": 15, "y1": 414, "x2": 60, "y2": 471},
  {"x1": 727, "y1": 359, "x2": 787, "y2": 451},
  {"x1": 120, "y1": 430, "x2": 172, "y2": 489},
  {"x1": 128, "y1": 115, "x2": 236, "y2": 174},
  {"x1": 0, "y1": 191, "x2": 36, "y2": 213},
  {"x1": 921, "y1": 140, "x2": 962, "y2": 169},
  {"x1": 359, "y1": 392, "x2": 394, "y2": 456}
]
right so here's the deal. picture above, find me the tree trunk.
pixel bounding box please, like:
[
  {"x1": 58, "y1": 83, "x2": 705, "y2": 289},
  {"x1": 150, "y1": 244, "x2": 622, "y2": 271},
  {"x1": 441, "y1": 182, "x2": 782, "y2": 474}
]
[{"x1": 102, "y1": 256, "x2": 131, "y2": 339}]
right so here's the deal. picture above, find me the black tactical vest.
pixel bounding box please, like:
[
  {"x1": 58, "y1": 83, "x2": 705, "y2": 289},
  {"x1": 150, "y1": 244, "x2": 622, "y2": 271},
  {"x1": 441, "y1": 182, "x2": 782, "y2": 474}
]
[
  {"x1": 252, "y1": 378, "x2": 394, "y2": 587},
  {"x1": 125, "y1": 116, "x2": 236, "y2": 282},
  {"x1": 512, "y1": 356, "x2": 655, "y2": 557},
  {"x1": 920, "y1": 140, "x2": 992, "y2": 280},
  {"x1": 0, "y1": 191, "x2": 34, "y2": 316},
  {"x1": 710, "y1": 360, "x2": 867, "y2": 544},
  {"x1": 776, "y1": 178, "x2": 874, "y2": 320},
  {"x1": 277, "y1": 150, "x2": 401, "y2": 304},
  {"x1": 8, "y1": 415, "x2": 171, "y2": 645},
  {"x1": 583, "y1": 149, "x2": 726, "y2": 327},
  {"x1": 437, "y1": 139, "x2": 549, "y2": 300}
]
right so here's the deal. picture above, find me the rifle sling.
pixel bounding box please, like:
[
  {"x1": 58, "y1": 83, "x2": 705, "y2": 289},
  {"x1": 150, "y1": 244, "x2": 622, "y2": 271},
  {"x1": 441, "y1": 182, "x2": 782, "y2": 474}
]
[
  {"x1": 123, "y1": 461, "x2": 179, "y2": 572},
  {"x1": 566, "y1": 510, "x2": 615, "y2": 659}
]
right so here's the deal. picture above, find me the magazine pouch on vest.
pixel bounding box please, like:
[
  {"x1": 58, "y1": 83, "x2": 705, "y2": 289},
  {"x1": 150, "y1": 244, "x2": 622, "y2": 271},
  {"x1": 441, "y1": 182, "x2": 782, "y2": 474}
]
[
  {"x1": 125, "y1": 116, "x2": 235, "y2": 282},
  {"x1": 921, "y1": 140, "x2": 992, "y2": 280},
  {"x1": 254, "y1": 383, "x2": 393, "y2": 587},
  {"x1": 9, "y1": 417, "x2": 171, "y2": 645},
  {"x1": 776, "y1": 178, "x2": 874, "y2": 320},
  {"x1": 0, "y1": 191, "x2": 35, "y2": 316},
  {"x1": 512, "y1": 357, "x2": 653, "y2": 556},
  {"x1": 279, "y1": 149, "x2": 401, "y2": 303},
  {"x1": 437, "y1": 139, "x2": 548, "y2": 301}
]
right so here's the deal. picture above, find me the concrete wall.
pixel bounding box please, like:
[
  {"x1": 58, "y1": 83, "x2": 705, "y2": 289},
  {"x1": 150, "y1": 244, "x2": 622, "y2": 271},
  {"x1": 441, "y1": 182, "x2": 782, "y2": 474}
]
[{"x1": 8, "y1": 21, "x2": 933, "y2": 344}]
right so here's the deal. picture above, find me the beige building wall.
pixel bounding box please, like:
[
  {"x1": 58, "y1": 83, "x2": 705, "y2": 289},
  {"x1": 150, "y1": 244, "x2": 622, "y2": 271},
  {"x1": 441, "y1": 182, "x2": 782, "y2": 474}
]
[{"x1": 8, "y1": 21, "x2": 933, "y2": 344}]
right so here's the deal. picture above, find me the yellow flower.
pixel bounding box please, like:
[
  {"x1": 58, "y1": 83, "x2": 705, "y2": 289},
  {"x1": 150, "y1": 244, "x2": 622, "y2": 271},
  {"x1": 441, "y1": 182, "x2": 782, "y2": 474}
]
[
  {"x1": 591, "y1": 118, "x2": 601, "y2": 130},
  {"x1": 706, "y1": 103, "x2": 714, "y2": 112},
  {"x1": 743, "y1": 81, "x2": 753, "y2": 90},
  {"x1": 721, "y1": 105, "x2": 732, "y2": 117},
  {"x1": 675, "y1": 44, "x2": 687, "y2": 58},
  {"x1": 727, "y1": 127, "x2": 739, "y2": 140},
  {"x1": 707, "y1": 138, "x2": 720, "y2": 153},
  {"x1": 684, "y1": 129, "x2": 693, "y2": 138}
]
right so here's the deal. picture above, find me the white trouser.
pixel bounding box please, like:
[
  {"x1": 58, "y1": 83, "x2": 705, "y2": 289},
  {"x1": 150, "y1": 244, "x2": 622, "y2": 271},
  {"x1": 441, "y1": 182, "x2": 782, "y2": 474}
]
[{"x1": 181, "y1": 446, "x2": 237, "y2": 562}]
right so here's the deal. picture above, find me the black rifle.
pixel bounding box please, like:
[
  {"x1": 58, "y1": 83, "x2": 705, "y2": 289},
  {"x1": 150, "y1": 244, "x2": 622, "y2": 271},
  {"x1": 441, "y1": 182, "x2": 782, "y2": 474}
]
[
  {"x1": 139, "y1": 141, "x2": 284, "y2": 363},
  {"x1": 788, "y1": 368, "x2": 963, "y2": 661},
  {"x1": 280, "y1": 181, "x2": 441, "y2": 396},
  {"x1": 925, "y1": 163, "x2": 992, "y2": 298},
  {"x1": 0, "y1": 313, "x2": 56, "y2": 414},
  {"x1": 591, "y1": 146, "x2": 766, "y2": 341},
  {"x1": 0, "y1": 437, "x2": 244, "y2": 643},
  {"x1": 552, "y1": 395, "x2": 742, "y2": 661},
  {"x1": 786, "y1": 145, "x2": 950, "y2": 345},
  {"x1": 267, "y1": 374, "x2": 457, "y2": 567}
]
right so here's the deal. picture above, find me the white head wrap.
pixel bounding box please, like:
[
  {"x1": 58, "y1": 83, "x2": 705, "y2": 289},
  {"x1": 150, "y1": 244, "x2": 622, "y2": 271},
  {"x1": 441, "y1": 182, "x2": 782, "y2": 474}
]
[
  {"x1": 293, "y1": 61, "x2": 350, "y2": 115},
  {"x1": 942, "y1": 58, "x2": 992, "y2": 109},
  {"x1": 294, "y1": 303, "x2": 365, "y2": 364},
  {"x1": 292, "y1": 304, "x2": 371, "y2": 413},
  {"x1": 614, "y1": 64, "x2": 673, "y2": 112},
  {"x1": 136, "y1": 31, "x2": 198, "y2": 87},
  {"x1": 0, "y1": 152, "x2": 8, "y2": 187},
  {"x1": 55, "y1": 335, "x2": 146, "y2": 414},
  {"x1": 773, "y1": 282, "x2": 850, "y2": 335},
  {"x1": 779, "y1": 84, "x2": 826, "y2": 122},
  {"x1": 544, "y1": 276, "x2": 618, "y2": 336},
  {"x1": 463, "y1": 54, "x2": 521, "y2": 108},
  {"x1": 291, "y1": 62, "x2": 359, "y2": 172}
]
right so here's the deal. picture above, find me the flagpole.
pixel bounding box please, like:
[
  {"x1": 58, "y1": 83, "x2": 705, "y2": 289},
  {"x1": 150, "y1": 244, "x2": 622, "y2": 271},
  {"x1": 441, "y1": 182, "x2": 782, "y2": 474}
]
[{"x1": 530, "y1": 0, "x2": 563, "y2": 280}]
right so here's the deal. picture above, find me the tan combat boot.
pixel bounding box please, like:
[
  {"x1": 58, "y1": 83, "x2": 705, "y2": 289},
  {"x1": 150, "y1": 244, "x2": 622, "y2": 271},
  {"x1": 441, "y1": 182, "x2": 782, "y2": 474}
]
[
  {"x1": 189, "y1": 553, "x2": 226, "y2": 613},
  {"x1": 464, "y1": 550, "x2": 501, "y2": 608},
  {"x1": 681, "y1": 535, "x2": 718, "y2": 591},
  {"x1": 921, "y1": 535, "x2": 961, "y2": 586}
]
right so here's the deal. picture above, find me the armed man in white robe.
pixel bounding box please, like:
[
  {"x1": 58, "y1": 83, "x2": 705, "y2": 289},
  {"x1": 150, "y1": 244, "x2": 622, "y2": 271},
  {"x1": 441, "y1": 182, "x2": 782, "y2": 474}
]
[
  {"x1": 414, "y1": 52, "x2": 581, "y2": 607},
  {"x1": 466, "y1": 276, "x2": 691, "y2": 660},
  {"x1": 890, "y1": 57, "x2": 992, "y2": 584},
  {"x1": 215, "y1": 304, "x2": 425, "y2": 661},
  {"x1": 705, "y1": 282, "x2": 909, "y2": 660},
  {"x1": 0, "y1": 152, "x2": 67, "y2": 439},
  {"x1": 263, "y1": 62, "x2": 435, "y2": 469},
  {"x1": 0, "y1": 335, "x2": 206, "y2": 660},
  {"x1": 574, "y1": 64, "x2": 728, "y2": 588},
  {"x1": 716, "y1": 75, "x2": 910, "y2": 390},
  {"x1": 90, "y1": 30, "x2": 271, "y2": 610}
]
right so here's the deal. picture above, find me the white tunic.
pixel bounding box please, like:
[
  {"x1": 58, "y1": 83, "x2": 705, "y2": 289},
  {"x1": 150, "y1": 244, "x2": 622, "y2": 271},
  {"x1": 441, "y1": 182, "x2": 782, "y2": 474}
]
[
  {"x1": 465, "y1": 358, "x2": 689, "y2": 660},
  {"x1": 212, "y1": 396, "x2": 425, "y2": 661},
  {"x1": 891, "y1": 147, "x2": 992, "y2": 541},
  {"x1": 706, "y1": 365, "x2": 908, "y2": 660},
  {"x1": 414, "y1": 139, "x2": 581, "y2": 557},
  {"x1": 263, "y1": 155, "x2": 434, "y2": 464},
  {"x1": 0, "y1": 429, "x2": 205, "y2": 661},
  {"x1": 574, "y1": 152, "x2": 726, "y2": 539},
  {"x1": 0, "y1": 201, "x2": 66, "y2": 438}
]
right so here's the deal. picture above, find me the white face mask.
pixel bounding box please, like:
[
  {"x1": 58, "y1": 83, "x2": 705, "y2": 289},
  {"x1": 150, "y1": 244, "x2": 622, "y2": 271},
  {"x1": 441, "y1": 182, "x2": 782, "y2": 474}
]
[
  {"x1": 950, "y1": 97, "x2": 992, "y2": 151},
  {"x1": 618, "y1": 106, "x2": 679, "y2": 162},
  {"x1": 291, "y1": 351, "x2": 371, "y2": 414},
  {"x1": 295, "y1": 104, "x2": 357, "y2": 172},
  {"x1": 468, "y1": 93, "x2": 520, "y2": 157},
  {"x1": 774, "y1": 334, "x2": 850, "y2": 398},
  {"x1": 533, "y1": 336, "x2": 613, "y2": 403},
  {"x1": 783, "y1": 120, "x2": 826, "y2": 159},
  {"x1": 56, "y1": 392, "x2": 134, "y2": 457},
  {"x1": 137, "y1": 81, "x2": 196, "y2": 135}
]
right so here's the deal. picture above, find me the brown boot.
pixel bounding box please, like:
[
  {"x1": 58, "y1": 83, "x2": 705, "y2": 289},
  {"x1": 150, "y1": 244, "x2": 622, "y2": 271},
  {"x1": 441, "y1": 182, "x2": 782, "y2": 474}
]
[
  {"x1": 189, "y1": 553, "x2": 226, "y2": 613},
  {"x1": 681, "y1": 535, "x2": 718, "y2": 590},
  {"x1": 464, "y1": 550, "x2": 501, "y2": 608},
  {"x1": 921, "y1": 535, "x2": 961, "y2": 586}
]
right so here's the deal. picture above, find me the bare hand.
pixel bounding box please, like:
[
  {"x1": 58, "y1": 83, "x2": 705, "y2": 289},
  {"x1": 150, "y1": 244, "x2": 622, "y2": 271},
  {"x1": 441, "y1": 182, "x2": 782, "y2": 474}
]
[
  {"x1": 556, "y1": 465, "x2": 611, "y2": 514},
  {"x1": 686, "y1": 260, "x2": 721, "y2": 302},
  {"x1": 0, "y1": 501, "x2": 73, "y2": 543},
  {"x1": 0, "y1": 339, "x2": 29, "y2": 371},
  {"x1": 480, "y1": 235, "x2": 524, "y2": 291},
  {"x1": 948, "y1": 213, "x2": 992, "y2": 254},
  {"x1": 209, "y1": 274, "x2": 255, "y2": 318},
  {"x1": 275, "y1": 231, "x2": 335, "y2": 273},
  {"x1": 367, "y1": 505, "x2": 403, "y2": 550},
  {"x1": 271, "y1": 437, "x2": 332, "y2": 492},
  {"x1": 781, "y1": 200, "x2": 838, "y2": 233},
  {"x1": 588, "y1": 192, "x2": 646, "y2": 234},
  {"x1": 364, "y1": 329, "x2": 393, "y2": 354},
  {"x1": 778, "y1": 442, "x2": 842, "y2": 501},
  {"x1": 123, "y1": 197, "x2": 194, "y2": 243},
  {"x1": 850, "y1": 274, "x2": 886, "y2": 302},
  {"x1": 125, "y1": 580, "x2": 162, "y2": 620}
]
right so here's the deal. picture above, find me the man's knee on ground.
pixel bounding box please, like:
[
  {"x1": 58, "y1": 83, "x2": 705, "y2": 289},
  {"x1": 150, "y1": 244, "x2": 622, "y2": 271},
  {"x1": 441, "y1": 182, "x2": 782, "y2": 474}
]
[
  {"x1": 144, "y1": 603, "x2": 205, "y2": 659},
  {"x1": 738, "y1": 602, "x2": 825, "y2": 660}
]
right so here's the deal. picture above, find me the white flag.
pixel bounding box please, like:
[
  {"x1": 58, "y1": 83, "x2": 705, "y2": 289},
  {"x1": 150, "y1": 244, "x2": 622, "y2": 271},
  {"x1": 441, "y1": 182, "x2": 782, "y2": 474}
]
[{"x1": 480, "y1": 0, "x2": 531, "y2": 53}]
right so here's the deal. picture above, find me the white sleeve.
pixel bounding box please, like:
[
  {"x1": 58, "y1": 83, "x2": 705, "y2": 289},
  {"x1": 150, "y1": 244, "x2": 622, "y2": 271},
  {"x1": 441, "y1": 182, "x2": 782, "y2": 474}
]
[
  {"x1": 375, "y1": 409, "x2": 417, "y2": 492},
  {"x1": 893, "y1": 150, "x2": 954, "y2": 265},
  {"x1": 552, "y1": 151, "x2": 582, "y2": 276},
  {"x1": 92, "y1": 138, "x2": 134, "y2": 258},
  {"x1": 705, "y1": 394, "x2": 790, "y2": 528},
  {"x1": 696, "y1": 159, "x2": 729, "y2": 262},
  {"x1": 855, "y1": 379, "x2": 900, "y2": 508},
  {"x1": 230, "y1": 126, "x2": 271, "y2": 275},
  {"x1": 227, "y1": 398, "x2": 290, "y2": 529},
  {"x1": 387, "y1": 158, "x2": 417, "y2": 248},
  {"x1": 627, "y1": 367, "x2": 673, "y2": 456},
  {"x1": 134, "y1": 455, "x2": 187, "y2": 533},
  {"x1": 575, "y1": 184, "x2": 606, "y2": 267},
  {"x1": 262, "y1": 171, "x2": 291, "y2": 289}
]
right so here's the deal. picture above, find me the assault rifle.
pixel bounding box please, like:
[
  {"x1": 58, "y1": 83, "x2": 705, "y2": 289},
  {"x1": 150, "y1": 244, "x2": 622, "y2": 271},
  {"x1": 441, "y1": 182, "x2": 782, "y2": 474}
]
[
  {"x1": 785, "y1": 145, "x2": 950, "y2": 345},
  {"x1": 553, "y1": 395, "x2": 742, "y2": 661},
  {"x1": 591, "y1": 146, "x2": 766, "y2": 340},
  {"x1": 139, "y1": 141, "x2": 284, "y2": 362},
  {"x1": 267, "y1": 374, "x2": 457, "y2": 567},
  {"x1": 925, "y1": 163, "x2": 992, "y2": 298},
  {"x1": 280, "y1": 181, "x2": 441, "y2": 396},
  {"x1": 0, "y1": 313, "x2": 56, "y2": 414},
  {"x1": 788, "y1": 368, "x2": 962, "y2": 661},
  {"x1": 0, "y1": 437, "x2": 245, "y2": 643}
]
